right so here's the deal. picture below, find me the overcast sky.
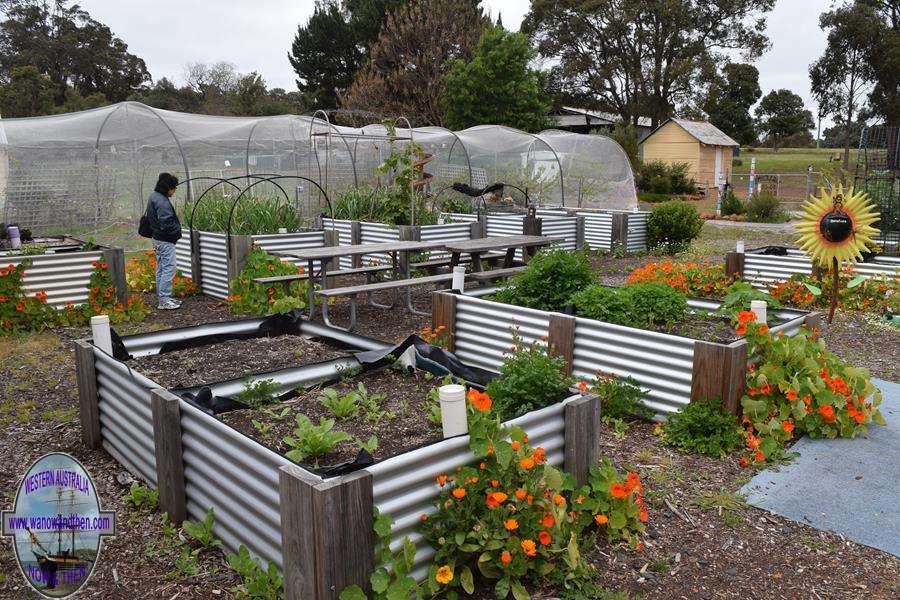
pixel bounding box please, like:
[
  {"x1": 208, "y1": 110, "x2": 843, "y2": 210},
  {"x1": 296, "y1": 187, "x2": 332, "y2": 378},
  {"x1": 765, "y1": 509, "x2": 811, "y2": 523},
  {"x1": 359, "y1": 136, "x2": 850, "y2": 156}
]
[{"x1": 80, "y1": 0, "x2": 833, "y2": 126}]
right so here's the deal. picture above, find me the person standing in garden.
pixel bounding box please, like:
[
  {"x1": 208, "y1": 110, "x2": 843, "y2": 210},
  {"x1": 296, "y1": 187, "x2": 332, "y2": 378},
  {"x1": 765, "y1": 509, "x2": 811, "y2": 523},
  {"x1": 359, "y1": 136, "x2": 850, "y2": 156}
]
[{"x1": 144, "y1": 173, "x2": 182, "y2": 310}]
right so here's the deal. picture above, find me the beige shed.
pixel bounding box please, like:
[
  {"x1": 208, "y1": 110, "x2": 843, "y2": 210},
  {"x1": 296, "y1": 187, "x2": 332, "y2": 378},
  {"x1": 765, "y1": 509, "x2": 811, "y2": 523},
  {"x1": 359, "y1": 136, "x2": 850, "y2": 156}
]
[{"x1": 640, "y1": 118, "x2": 738, "y2": 195}]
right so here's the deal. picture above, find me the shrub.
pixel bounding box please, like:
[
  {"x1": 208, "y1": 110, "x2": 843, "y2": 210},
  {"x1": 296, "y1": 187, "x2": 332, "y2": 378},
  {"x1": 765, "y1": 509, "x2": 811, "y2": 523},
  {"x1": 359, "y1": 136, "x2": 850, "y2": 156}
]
[
  {"x1": 492, "y1": 247, "x2": 594, "y2": 311},
  {"x1": 571, "y1": 283, "x2": 688, "y2": 328},
  {"x1": 417, "y1": 390, "x2": 646, "y2": 598},
  {"x1": 637, "y1": 191, "x2": 677, "y2": 203},
  {"x1": 638, "y1": 161, "x2": 697, "y2": 195},
  {"x1": 228, "y1": 248, "x2": 306, "y2": 315},
  {"x1": 486, "y1": 329, "x2": 573, "y2": 420},
  {"x1": 720, "y1": 190, "x2": 745, "y2": 216},
  {"x1": 732, "y1": 158, "x2": 743, "y2": 166},
  {"x1": 661, "y1": 401, "x2": 745, "y2": 457},
  {"x1": 125, "y1": 250, "x2": 199, "y2": 298},
  {"x1": 584, "y1": 372, "x2": 655, "y2": 421},
  {"x1": 646, "y1": 201, "x2": 703, "y2": 254},
  {"x1": 739, "y1": 319, "x2": 884, "y2": 465},
  {"x1": 745, "y1": 192, "x2": 788, "y2": 223},
  {"x1": 627, "y1": 260, "x2": 735, "y2": 298},
  {"x1": 0, "y1": 261, "x2": 58, "y2": 334}
]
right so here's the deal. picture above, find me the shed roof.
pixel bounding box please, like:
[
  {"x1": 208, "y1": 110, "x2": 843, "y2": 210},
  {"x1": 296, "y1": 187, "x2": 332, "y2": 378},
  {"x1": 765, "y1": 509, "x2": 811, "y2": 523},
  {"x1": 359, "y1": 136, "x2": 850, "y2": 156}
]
[{"x1": 644, "y1": 118, "x2": 739, "y2": 147}]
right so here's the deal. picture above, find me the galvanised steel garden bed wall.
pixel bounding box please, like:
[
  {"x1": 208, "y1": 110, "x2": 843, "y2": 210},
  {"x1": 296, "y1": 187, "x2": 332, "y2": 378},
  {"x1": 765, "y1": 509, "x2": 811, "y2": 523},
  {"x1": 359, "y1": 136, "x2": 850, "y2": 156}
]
[
  {"x1": 2, "y1": 238, "x2": 126, "y2": 307},
  {"x1": 432, "y1": 291, "x2": 820, "y2": 416},
  {"x1": 725, "y1": 247, "x2": 900, "y2": 289},
  {"x1": 74, "y1": 316, "x2": 601, "y2": 599},
  {"x1": 174, "y1": 229, "x2": 329, "y2": 299}
]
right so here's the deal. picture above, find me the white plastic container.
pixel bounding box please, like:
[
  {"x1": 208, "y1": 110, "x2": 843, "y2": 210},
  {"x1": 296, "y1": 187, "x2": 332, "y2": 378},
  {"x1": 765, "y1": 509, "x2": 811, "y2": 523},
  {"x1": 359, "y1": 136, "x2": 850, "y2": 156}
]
[
  {"x1": 452, "y1": 266, "x2": 466, "y2": 292},
  {"x1": 7, "y1": 225, "x2": 20, "y2": 250},
  {"x1": 277, "y1": 227, "x2": 288, "y2": 234},
  {"x1": 439, "y1": 384, "x2": 468, "y2": 438},
  {"x1": 750, "y1": 300, "x2": 767, "y2": 324},
  {"x1": 91, "y1": 315, "x2": 113, "y2": 355},
  {"x1": 736, "y1": 240, "x2": 745, "y2": 253}
]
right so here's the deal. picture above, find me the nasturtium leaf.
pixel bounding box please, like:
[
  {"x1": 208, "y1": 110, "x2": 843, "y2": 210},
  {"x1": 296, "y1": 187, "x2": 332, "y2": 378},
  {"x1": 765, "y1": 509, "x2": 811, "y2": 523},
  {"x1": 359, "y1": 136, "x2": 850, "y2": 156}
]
[
  {"x1": 803, "y1": 283, "x2": 822, "y2": 296},
  {"x1": 374, "y1": 514, "x2": 393, "y2": 538},
  {"x1": 495, "y1": 440, "x2": 513, "y2": 468},
  {"x1": 339, "y1": 585, "x2": 367, "y2": 600},
  {"x1": 371, "y1": 569, "x2": 390, "y2": 593},
  {"x1": 847, "y1": 275, "x2": 867, "y2": 288}
]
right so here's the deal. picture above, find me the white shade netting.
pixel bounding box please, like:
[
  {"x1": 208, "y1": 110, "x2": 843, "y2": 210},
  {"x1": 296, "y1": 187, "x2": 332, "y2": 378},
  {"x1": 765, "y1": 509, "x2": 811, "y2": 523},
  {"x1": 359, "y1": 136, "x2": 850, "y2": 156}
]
[{"x1": 0, "y1": 101, "x2": 638, "y2": 242}]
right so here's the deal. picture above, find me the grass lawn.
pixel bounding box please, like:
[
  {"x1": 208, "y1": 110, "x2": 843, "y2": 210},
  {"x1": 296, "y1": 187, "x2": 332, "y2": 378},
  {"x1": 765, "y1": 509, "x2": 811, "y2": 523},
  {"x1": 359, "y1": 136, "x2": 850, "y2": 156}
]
[{"x1": 733, "y1": 147, "x2": 858, "y2": 175}]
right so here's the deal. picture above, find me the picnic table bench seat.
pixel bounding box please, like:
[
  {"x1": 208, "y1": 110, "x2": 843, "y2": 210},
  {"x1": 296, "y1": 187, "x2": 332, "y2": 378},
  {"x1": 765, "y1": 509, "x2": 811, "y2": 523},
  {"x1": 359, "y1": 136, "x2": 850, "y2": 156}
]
[
  {"x1": 317, "y1": 273, "x2": 454, "y2": 330},
  {"x1": 468, "y1": 266, "x2": 526, "y2": 282},
  {"x1": 251, "y1": 264, "x2": 394, "y2": 293}
]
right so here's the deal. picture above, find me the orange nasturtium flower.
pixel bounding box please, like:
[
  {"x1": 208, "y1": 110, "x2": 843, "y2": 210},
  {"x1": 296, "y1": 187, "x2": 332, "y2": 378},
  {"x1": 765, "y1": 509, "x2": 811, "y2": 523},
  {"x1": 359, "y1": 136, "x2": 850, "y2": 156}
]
[
  {"x1": 532, "y1": 447, "x2": 547, "y2": 464},
  {"x1": 520, "y1": 457, "x2": 535, "y2": 471},
  {"x1": 467, "y1": 388, "x2": 492, "y2": 412},
  {"x1": 436, "y1": 474, "x2": 447, "y2": 486},
  {"x1": 504, "y1": 518, "x2": 519, "y2": 531},
  {"x1": 609, "y1": 483, "x2": 629, "y2": 499},
  {"x1": 785, "y1": 389, "x2": 798, "y2": 401},
  {"x1": 511, "y1": 440, "x2": 520, "y2": 451},
  {"x1": 486, "y1": 492, "x2": 508, "y2": 509},
  {"x1": 515, "y1": 489, "x2": 527, "y2": 501},
  {"x1": 818, "y1": 404, "x2": 836, "y2": 423},
  {"x1": 781, "y1": 420, "x2": 795, "y2": 434},
  {"x1": 452, "y1": 487, "x2": 466, "y2": 499},
  {"x1": 739, "y1": 456, "x2": 750, "y2": 468},
  {"x1": 501, "y1": 551, "x2": 512, "y2": 564},
  {"x1": 521, "y1": 539, "x2": 537, "y2": 557},
  {"x1": 553, "y1": 494, "x2": 565, "y2": 506},
  {"x1": 541, "y1": 512, "x2": 555, "y2": 528},
  {"x1": 754, "y1": 450, "x2": 765, "y2": 462},
  {"x1": 578, "y1": 380, "x2": 588, "y2": 392},
  {"x1": 538, "y1": 531, "x2": 552, "y2": 546},
  {"x1": 435, "y1": 565, "x2": 453, "y2": 585},
  {"x1": 594, "y1": 514, "x2": 608, "y2": 525}
]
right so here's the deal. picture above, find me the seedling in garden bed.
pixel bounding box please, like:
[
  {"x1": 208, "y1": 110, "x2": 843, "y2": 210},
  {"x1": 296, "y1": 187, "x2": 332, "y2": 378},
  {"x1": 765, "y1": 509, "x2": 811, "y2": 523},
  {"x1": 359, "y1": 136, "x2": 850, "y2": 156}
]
[
  {"x1": 235, "y1": 377, "x2": 280, "y2": 409},
  {"x1": 283, "y1": 414, "x2": 351, "y2": 464},
  {"x1": 227, "y1": 544, "x2": 284, "y2": 599},
  {"x1": 123, "y1": 482, "x2": 158, "y2": 512},
  {"x1": 319, "y1": 387, "x2": 360, "y2": 420},
  {"x1": 356, "y1": 382, "x2": 393, "y2": 422},
  {"x1": 356, "y1": 434, "x2": 378, "y2": 454}
]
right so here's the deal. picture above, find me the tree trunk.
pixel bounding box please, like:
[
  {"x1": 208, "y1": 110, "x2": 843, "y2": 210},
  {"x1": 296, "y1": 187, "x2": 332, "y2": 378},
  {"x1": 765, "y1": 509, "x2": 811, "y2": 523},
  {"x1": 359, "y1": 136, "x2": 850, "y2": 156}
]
[{"x1": 842, "y1": 96, "x2": 854, "y2": 174}]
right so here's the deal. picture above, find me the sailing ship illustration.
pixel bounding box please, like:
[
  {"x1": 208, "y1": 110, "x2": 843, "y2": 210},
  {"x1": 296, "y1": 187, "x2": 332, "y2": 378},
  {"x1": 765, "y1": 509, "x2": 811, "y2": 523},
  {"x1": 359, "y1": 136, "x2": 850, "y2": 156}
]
[{"x1": 24, "y1": 487, "x2": 93, "y2": 591}]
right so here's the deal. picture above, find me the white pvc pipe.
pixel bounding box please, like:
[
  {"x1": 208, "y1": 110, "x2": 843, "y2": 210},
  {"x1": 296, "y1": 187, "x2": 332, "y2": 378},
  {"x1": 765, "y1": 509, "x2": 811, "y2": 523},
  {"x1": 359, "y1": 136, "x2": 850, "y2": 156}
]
[
  {"x1": 399, "y1": 344, "x2": 416, "y2": 371},
  {"x1": 452, "y1": 266, "x2": 466, "y2": 292},
  {"x1": 736, "y1": 240, "x2": 745, "y2": 253},
  {"x1": 91, "y1": 315, "x2": 113, "y2": 355},
  {"x1": 439, "y1": 384, "x2": 467, "y2": 438},
  {"x1": 750, "y1": 300, "x2": 767, "y2": 324}
]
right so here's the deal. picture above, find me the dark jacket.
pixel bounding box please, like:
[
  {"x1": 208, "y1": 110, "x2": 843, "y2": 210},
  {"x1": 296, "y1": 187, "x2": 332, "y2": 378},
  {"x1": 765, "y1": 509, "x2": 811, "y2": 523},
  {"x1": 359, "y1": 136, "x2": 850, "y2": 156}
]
[{"x1": 146, "y1": 191, "x2": 182, "y2": 243}]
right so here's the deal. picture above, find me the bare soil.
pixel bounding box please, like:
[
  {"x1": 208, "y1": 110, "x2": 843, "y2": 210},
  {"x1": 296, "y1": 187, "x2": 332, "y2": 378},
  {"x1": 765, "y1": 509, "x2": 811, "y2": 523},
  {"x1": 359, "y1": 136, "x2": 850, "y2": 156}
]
[{"x1": 220, "y1": 366, "x2": 445, "y2": 469}]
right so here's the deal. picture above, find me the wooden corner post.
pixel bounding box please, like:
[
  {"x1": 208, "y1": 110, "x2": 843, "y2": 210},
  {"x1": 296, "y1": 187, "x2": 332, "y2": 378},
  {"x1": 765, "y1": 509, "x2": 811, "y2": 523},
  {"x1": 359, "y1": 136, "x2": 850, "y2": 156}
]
[
  {"x1": 724, "y1": 251, "x2": 745, "y2": 278},
  {"x1": 575, "y1": 216, "x2": 586, "y2": 250},
  {"x1": 548, "y1": 313, "x2": 576, "y2": 375},
  {"x1": 74, "y1": 340, "x2": 101, "y2": 449},
  {"x1": 564, "y1": 394, "x2": 601, "y2": 487},
  {"x1": 690, "y1": 340, "x2": 748, "y2": 415},
  {"x1": 227, "y1": 234, "x2": 253, "y2": 281},
  {"x1": 189, "y1": 229, "x2": 203, "y2": 287},
  {"x1": 150, "y1": 389, "x2": 187, "y2": 524},
  {"x1": 431, "y1": 291, "x2": 457, "y2": 353},
  {"x1": 611, "y1": 213, "x2": 628, "y2": 248},
  {"x1": 350, "y1": 221, "x2": 362, "y2": 268},
  {"x1": 101, "y1": 248, "x2": 127, "y2": 305},
  {"x1": 280, "y1": 465, "x2": 375, "y2": 600}
]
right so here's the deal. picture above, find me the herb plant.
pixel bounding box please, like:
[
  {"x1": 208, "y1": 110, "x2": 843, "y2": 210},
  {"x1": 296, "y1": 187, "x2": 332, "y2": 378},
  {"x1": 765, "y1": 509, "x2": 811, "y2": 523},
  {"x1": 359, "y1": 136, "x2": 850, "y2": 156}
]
[
  {"x1": 661, "y1": 401, "x2": 745, "y2": 457},
  {"x1": 339, "y1": 512, "x2": 419, "y2": 600},
  {"x1": 571, "y1": 282, "x2": 687, "y2": 328},
  {"x1": 492, "y1": 247, "x2": 595, "y2": 311},
  {"x1": 283, "y1": 414, "x2": 351, "y2": 464},
  {"x1": 587, "y1": 373, "x2": 655, "y2": 421},
  {"x1": 227, "y1": 544, "x2": 284, "y2": 600},
  {"x1": 319, "y1": 387, "x2": 360, "y2": 420},
  {"x1": 235, "y1": 378, "x2": 281, "y2": 409},
  {"x1": 123, "y1": 482, "x2": 158, "y2": 512}
]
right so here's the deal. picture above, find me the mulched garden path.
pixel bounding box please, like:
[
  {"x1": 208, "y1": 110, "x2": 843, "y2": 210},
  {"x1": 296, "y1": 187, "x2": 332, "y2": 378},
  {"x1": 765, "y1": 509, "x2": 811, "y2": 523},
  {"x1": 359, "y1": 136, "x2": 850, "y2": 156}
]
[
  {"x1": 220, "y1": 366, "x2": 444, "y2": 469},
  {"x1": 130, "y1": 334, "x2": 349, "y2": 389}
]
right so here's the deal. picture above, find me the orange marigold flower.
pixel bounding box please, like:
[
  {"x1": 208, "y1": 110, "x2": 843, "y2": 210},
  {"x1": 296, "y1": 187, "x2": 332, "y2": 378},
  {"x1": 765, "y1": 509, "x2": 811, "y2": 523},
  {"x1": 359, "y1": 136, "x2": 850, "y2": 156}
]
[
  {"x1": 486, "y1": 492, "x2": 508, "y2": 509},
  {"x1": 553, "y1": 494, "x2": 565, "y2": 506},
  {"x1": 520, "y1": 457, "x2": 535, "y2": 471},
  {"x1": 578, "y1": 380, "x2": 588, "y2": 392},
  {"x1": 515, "y1": 489, "x2": 527, "y2": 501},
  {"x1": 467, "y1": 388, "x2": 492, "y2": 412},
  {"x1": 758, "y1": 325, "x2": 769, "y2": 335},
  {"x1": 526, "y1": 495, "x2": 533, "y2": 505},
  {"x1": 781, "y1": 420, "x2": 795, "y2": 434},
  {"x1": 575, "y1": 494, "x2": 585, "y2": 505},
  {"x1": 541, "y1": 512, "x2": 555, "y2": 528},
  {"x1": 15, "y1": 301, "x2": 24, "y2": 312},
  {"x1": 435, "y1": 565, "x2": 453, "y2": 585},
  {"x1": 420, "y1": 514, "x2": 428, "y2": 522},
  {"x1": 504, "y1": 518, "x2": 519, "y2": 531},
  {"x1": 452, "y1": 487, "x2": 466, "y2": 499},
  {"x1": 786, "y1": 389, "x2": 798, "y2": 401},
  {"x1": 626, "y1": 472, "x2": 642, "y2": 493},
  {"x1": 594, "y1": 514, "x2": 608, "y2": 525},
  {"x1": 802, "y1": 394, "x2": 812, "y2": 405},
  {"x1": 538, "y1": 531, "x2": 552, "y2": 546},
  {"x1": 610, "y1": 483, "x2": 629, "y2": 499},
  {"x1": 521, "y1": 540, "x2": 537, "y2": 557},
  {"x1": 736, "y1": 324, "x2": 747, "y2": 336},
  {"x1": 501, "y1": 551, "x2": 511, "y2": 564}
]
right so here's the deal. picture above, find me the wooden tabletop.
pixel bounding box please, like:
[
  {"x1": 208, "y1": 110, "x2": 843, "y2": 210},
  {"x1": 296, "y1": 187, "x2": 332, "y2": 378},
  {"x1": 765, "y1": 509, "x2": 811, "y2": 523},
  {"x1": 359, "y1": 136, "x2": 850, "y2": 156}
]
[
  {"x1": 444, "y1": 235, "x2": 560, "y2": 253},
  {"x1": 273, "y1": 240, "x2": 447, "y2": 260}
]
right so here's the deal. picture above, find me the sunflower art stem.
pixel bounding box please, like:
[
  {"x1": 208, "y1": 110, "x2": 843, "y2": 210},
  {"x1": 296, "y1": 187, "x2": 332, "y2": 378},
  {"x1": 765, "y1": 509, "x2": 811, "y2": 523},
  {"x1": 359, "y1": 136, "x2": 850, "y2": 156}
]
[{"x1": 828, "y1": 256, "x2": 839, "y2": 323}]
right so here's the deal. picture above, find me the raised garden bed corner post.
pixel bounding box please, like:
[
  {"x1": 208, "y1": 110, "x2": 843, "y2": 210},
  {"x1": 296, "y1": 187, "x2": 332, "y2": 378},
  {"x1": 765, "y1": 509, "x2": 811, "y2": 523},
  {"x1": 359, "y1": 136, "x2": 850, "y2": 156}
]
[
  {"x1": 575, "y1": 216, "x2": 586, "y2": 251},
  {"x1": 189, "y1": 229, "x2": 203, "y2": 287},
  {"x1": 101, "y1": 247, "x2": 127, "y2": 305},
  {"x1": 470, "y1": 215, "x2": 486, "y2": 240},
  {"x1": 611, "y1": 212, "x2": 628, "y2": 250},
  {"x1": 522, "y1": 216, "x2": 543, "y2": 260},
  {"x1": 725, "y1": 251, "x2": 745, "y2": 279},
  {"x1": 227, "y1": 234, "x2": 253, "y2": 282},
  {"x1": 548, "y1": 313, "x2": 576, "y2": 375},
  {"x1": 690, "y1": 340, "x2": 748, "y2": 416},
  {"x1": 150, "y1": 388, "x2": 187, "y2": 524},
  {"x1": 432, "y1": 290, "x2": 457, "y2": 353},
  {"x1": 74, "y1": 340, "x2": 101, "y2": 450},
  {"x1": 564, "y1": 393, "x2": 602, "y2": 487},
  {"x1": 350, "y1": 221, "x2": 362, "y2": 268},
  {"x1": 279, "y1": 465, "x2": 375, "y2": 600},
  {"x1": 803, "y1": 312, "x2": 824, "y2": 330}
]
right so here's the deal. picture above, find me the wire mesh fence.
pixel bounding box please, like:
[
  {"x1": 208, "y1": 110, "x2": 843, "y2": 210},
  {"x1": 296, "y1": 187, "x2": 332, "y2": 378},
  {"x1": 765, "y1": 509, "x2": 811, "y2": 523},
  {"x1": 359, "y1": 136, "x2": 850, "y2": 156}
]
[{"x1": 856, "y1": 125, "x2": 899, "y2": 252}]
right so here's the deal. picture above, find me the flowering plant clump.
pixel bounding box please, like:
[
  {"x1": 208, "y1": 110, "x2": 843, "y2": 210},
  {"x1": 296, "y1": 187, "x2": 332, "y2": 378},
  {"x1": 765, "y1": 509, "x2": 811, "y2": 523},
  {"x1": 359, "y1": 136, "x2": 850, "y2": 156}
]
[
  {"x1": 227, "y1": 248, "x2": 307, "y2": 315},
  {"x1": 125, "y1": 251, "x2": 199, "y2": 298},
  {"x1": 419, "y1": 389, "x2": 646, "y2": 599},
  {"x1": 739, "y1": 318, "x2": 885, "y2": 465},
  {"x1": 420, "y1": 324, "x2": 451, "y2": 349},
  {"x1": 0, "y1": 261, "x2": 58, "y2": 334},
  {"x1": 769, "y1": 269, "x2": 898, "y2": 315},
  {"x1": 60, "y1": 260, "x2": 149, "y2": 326},
  {"x1": 627, "y1": 260, "x2": 735, "y2": 298}
]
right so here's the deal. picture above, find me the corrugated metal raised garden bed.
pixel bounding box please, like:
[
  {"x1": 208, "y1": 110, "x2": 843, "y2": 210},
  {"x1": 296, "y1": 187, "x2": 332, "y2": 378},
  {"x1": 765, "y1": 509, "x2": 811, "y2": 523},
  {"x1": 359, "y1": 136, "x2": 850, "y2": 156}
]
[{"x1": 74, "y1": 314, "x2": 599, "y2": 599}]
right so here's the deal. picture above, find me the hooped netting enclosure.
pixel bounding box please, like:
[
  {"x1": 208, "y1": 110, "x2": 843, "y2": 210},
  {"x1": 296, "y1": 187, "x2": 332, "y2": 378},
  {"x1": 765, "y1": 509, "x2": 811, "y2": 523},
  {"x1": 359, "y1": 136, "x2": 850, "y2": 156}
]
[
  {"x1": 0, "y1": 101, "x2": 637, "y2": 247},
  {"x1": 855, "y1": 125, "x2": 899, "y2": 253}
]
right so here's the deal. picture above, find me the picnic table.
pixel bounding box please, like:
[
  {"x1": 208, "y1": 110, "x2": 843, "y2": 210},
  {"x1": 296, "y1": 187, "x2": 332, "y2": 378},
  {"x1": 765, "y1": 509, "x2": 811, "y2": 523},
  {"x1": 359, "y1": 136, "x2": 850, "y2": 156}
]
[
  {"x1": 445, "y1": 235, "x2": 560, "y2": 272},
  {"x1": 273, "y1": 240, "x2": 447, "y2": 318}
]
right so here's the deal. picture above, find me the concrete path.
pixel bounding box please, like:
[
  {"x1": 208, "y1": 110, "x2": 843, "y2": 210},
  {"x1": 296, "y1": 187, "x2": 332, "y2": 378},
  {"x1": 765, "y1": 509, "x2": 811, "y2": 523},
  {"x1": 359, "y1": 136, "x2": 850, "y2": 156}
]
[{"x1": 740, "y1": 378, "x2": 900, "y2": 557}]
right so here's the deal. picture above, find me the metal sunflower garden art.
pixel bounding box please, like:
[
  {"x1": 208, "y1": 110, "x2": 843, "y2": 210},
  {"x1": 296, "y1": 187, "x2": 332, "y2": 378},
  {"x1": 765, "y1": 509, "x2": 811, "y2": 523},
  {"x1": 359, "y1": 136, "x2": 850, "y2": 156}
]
[{"x1": 795, "y1": 183, "x2": 880, "y2": 321}]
